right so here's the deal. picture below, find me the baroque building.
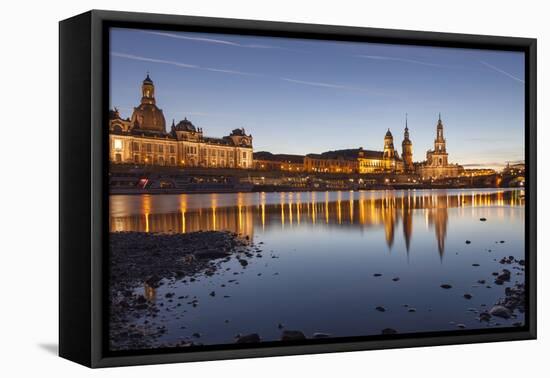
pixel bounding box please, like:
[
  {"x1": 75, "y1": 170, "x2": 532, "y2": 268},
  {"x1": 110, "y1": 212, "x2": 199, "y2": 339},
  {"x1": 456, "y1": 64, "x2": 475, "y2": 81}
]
[
  {"x1": 303, "y1": 128, "x2": 405, "y2": 174},
  {"x1": 417, "y1": 114, "x2": 464, "y2": 179},
  {"x1": 109, "y1": 75, "x2": 253, "y2": 169}
]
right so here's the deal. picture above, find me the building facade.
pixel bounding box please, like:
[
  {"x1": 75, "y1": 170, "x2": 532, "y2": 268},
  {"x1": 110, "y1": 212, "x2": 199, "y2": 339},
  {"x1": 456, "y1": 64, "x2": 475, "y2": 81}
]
[
  {"x1": 109, "y1": 75, "x2": 253, "y2": 169},
  {"x1": 417, "y1": 115, "x2": 463, "y2": 179},
  {"x1": 303, "y1": 128, "x2": 406, "y2": 175},
  {"x1": 253, "y1": 152, "x2": 305, "y2": 172}
]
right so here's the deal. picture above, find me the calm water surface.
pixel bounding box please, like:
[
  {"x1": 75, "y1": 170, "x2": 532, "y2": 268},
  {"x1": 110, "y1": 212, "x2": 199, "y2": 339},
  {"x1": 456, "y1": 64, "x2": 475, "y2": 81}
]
[{"x1": 110, "y1": 189, "x2": 525, "y2": 345}]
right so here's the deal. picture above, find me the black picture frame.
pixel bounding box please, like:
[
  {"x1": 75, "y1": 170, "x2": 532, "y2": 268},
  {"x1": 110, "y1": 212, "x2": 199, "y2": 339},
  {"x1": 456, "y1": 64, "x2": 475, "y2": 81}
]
[{"x1": 59, "y1": 9, "x2": 537, "y2": 368}]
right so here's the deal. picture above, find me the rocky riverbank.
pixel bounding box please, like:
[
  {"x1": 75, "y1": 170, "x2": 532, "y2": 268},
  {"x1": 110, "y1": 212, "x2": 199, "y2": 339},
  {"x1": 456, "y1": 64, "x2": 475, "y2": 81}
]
[
  {"x1": 109, "y1": 231, "x2": 257, "y2": 350},
  {"x1": 108, "y1": 231, "x2": 526, "y2": 351}
]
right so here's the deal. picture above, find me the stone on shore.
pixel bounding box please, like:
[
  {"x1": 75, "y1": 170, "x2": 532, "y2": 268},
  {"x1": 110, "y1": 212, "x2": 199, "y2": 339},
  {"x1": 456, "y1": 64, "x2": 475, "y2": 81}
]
[
  {"x1": 489, "y1": 305, "x2": 512, "y2": 319},
  {"x1": 235, "y1": 333, "x2": 260, "y2": 343},
  {"x1": 281, "y1": 330, "x2": 306, "y2": 341},
  {"x1": 195, "y1": 249, "x2": 229, "y2": 259}
]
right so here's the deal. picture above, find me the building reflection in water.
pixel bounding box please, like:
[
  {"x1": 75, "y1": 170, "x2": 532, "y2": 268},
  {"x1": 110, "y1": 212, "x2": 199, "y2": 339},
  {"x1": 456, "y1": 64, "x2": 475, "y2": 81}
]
[{"x1": 110, "y1": 190, "x2": 524, "y2": 258}]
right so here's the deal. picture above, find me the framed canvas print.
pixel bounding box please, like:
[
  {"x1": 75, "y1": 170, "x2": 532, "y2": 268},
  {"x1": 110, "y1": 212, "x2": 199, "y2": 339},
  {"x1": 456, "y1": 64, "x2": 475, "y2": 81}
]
[{"x1": 59, "y1": 10, "x2": 536, "y2": 368}]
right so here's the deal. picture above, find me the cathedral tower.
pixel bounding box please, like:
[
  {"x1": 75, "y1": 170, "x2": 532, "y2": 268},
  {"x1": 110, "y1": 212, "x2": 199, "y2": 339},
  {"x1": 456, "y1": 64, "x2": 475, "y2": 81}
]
[
  {"x1": 383, "y1": 129, "x2": 395, "y2": 159},
  {"x1": 434, "y1": 113, "x2": 446, "y2": 154},
  {"x1": 401, "y1": 114, "x2": 414, "y2": 172}
]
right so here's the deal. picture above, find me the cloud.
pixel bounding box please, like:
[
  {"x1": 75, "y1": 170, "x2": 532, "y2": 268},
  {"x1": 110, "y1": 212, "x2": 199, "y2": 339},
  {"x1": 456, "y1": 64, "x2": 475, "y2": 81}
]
[
  {"x1": 280, "y1": 77, "x2": 390, "y2": 96},
  {"x1": 112, "y1": 53, "x2": 395, "y2": 96},
  {"x1": 143, "y1": 31, "x2": 278, "y2": 49},
  {"x1": 111, "y1": 52, "x2": 260, "y2": 77},
  {"x1": 356, "y1": 55, "x2": 456, "y2": 68},
  {"x1": 480, "y1": 61, "x2": 524, "y2": 84}
]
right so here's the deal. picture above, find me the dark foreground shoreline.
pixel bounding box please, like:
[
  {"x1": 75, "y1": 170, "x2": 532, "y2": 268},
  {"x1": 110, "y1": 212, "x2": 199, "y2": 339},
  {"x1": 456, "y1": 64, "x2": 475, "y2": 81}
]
[
  {"x1": 109, "y1": 231, "x2": 259, "y2": 350},
  {"x1": 109, "y1": 231, "x2": 526, "y2": 351}
]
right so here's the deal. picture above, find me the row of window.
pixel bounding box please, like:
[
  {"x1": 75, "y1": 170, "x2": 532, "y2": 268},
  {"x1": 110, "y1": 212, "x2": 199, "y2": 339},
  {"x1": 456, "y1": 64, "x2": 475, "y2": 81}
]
[
  {"x1": 132, "y1": 142, "x2": 176, "y2": 154},
  {"x1": 133, "y1": 154, "x2": 177, "y2": 166},
  {"x1": 127, "y1": 153, "x2": 249, "y2": 168},
  {"x1": 129, "y1": 141, "x2": 249, "y2": 160}
]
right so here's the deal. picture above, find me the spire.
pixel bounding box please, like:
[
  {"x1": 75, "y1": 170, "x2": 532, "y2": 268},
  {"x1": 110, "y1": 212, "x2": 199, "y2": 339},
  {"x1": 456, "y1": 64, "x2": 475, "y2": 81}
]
[
  {"x1": 403, "y1": 114, "x2": 410, "y2": 142},
  {"x1": 143, "y1": 72, "x2": 153, "y2": 84},
  {"x1": 438, "y1": 112, "x2": 441, "y2": 122}
]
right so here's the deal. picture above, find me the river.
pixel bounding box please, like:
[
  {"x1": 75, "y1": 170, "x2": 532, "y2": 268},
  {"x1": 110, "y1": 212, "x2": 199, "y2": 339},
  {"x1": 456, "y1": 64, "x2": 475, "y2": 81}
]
[{"x1": 109, "y1": 188, "x2": 526, "y2": 347}]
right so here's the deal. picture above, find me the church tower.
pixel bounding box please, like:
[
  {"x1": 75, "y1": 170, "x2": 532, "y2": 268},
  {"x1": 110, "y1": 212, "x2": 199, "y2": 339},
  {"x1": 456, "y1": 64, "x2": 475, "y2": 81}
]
[
  {"x1": 434, "y1": 113, "x2": 446, "y2": 154},
  {"x1": 402, "y1": 114, "x2": 414, "y2": 172},
  {"x1": 383, "y1": 129, "x2": 395, "y2": 159},
  {"x1": 141, "y1": 74, "x2": 156, "y2": 104}
]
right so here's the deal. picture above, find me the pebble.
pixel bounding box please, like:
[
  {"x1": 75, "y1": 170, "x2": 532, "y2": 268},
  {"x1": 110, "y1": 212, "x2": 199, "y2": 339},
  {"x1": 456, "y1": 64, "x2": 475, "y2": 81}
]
[
  {"x1": 235, "y1": 333, "x2": 260, "y2": 344},
  {"x1": 489, "y1": 305, "x2": 512, "y2": 319},
  {"x1": 281, "y1": 330, "x2": 306, "y2": 341}
]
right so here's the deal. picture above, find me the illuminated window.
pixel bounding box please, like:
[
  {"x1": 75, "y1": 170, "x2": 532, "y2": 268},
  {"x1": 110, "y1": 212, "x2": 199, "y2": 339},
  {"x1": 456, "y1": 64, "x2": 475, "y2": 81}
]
[{"x1": 113, "y1": 139, "x2": 123, "y2": 151}]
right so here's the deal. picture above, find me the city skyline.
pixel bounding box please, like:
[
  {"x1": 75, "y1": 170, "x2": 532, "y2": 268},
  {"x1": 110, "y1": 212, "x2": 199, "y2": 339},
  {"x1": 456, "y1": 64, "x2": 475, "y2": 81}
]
[{"x1": 110, "y1": 28, "x2": 526, "y2": 169}]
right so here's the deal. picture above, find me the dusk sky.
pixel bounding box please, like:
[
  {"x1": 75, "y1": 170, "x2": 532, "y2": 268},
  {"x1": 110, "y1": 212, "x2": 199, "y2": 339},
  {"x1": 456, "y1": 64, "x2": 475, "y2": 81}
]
[{"x1": 110, "y1": 27, "x2": 525, "y2": 169}]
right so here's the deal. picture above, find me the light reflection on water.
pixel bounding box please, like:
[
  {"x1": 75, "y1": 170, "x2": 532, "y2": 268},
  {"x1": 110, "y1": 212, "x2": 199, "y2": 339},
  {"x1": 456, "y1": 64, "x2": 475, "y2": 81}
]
[
  {"x1": 110, "y1": 189, "x2": 526, "y2": 345},
  {"x1": 110, "y1": 189, "x2": 524, "y2": 259}
]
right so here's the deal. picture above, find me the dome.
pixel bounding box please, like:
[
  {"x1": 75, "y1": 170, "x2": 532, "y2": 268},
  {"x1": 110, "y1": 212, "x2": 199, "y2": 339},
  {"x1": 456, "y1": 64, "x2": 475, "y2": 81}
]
[
  {"x1": 130, "y1": 74, "x2": 166, "y2": 132},
  {"x1": 385, "y1": 129, "x2": 393, "y2": 138},
  {"x1": 131, "y1": 103, "x2": 166, "y2": 132},
  {"x1": 175, "y1": 118, "x2": 196, "y2": 132}
]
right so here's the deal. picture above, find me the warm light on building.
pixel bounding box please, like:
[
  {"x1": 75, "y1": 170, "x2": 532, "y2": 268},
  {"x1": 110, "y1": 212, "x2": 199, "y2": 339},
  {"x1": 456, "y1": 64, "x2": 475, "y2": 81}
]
[{"x1": 109, "y1": 74, "x2": 253, "y2": 169}]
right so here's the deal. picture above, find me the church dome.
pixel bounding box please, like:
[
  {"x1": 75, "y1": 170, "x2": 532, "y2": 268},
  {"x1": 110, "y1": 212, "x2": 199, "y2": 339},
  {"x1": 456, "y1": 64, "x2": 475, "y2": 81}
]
[
  {"x1": 385, "y1": 129, "x2": 393, "y2": 138},
  {"x1": 131, "y1": 103, "x2": 166, "y2": 132},
  {"x1": 175, "y1": 118, "x2": 196, "y2": 132},
  {"x1": 130, "y1": 74, "x2": 167, "y2": 133}
]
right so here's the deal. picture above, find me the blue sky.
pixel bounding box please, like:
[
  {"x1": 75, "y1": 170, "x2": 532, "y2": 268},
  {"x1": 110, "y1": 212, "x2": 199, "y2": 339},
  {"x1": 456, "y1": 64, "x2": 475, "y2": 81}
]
[{"x1": 109, "y1": 27, "x2": 525, "y2": 169}]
